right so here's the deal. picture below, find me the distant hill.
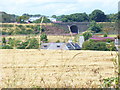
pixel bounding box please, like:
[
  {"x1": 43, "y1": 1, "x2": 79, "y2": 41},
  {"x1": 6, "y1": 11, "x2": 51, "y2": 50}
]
[{"x1": 0, "y1": 11, "x2": 18, "y2": 23}]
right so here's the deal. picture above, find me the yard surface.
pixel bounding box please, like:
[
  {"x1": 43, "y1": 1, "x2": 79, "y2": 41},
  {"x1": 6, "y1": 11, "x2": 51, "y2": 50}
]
[{"x1": 0, "y1": 49, "x2": 118, "y2": 88}]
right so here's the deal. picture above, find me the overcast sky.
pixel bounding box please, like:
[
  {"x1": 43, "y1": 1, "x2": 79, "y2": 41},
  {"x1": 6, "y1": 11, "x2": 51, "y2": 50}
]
[{"x1": 0, "y1": 0, "x2": 119, "y2": 16}]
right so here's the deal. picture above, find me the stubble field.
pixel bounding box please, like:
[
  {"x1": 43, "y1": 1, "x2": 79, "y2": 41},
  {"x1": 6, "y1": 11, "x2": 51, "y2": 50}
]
[{"x1": 0, "y1": 49, "x2": 118, "y2": 88}]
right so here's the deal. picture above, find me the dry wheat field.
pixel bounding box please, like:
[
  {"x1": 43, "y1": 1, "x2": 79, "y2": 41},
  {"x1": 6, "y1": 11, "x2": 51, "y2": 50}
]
[{"x1": 0, "y1": 49, "x2": 118, "y2": 88}]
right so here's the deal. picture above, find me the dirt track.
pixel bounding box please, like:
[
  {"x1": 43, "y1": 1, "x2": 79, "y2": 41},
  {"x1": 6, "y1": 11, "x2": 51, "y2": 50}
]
[{"x1": 0, "y1": 49, "x2": 118, "y2": 88}]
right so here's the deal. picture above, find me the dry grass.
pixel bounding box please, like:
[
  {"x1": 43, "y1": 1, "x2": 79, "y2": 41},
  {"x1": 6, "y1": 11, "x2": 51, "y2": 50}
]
[
  {"x1": 5, "y1": 35, "x2": 73, "y2": 43},
  {"x1": 1, "y1": 23, "x2": 53, "y2": 26},
  {"x1": 0, "y1": 49, "x2": 117, "y2": 88}
]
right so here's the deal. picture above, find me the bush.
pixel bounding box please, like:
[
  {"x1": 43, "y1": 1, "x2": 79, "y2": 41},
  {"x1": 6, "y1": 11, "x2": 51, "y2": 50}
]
[
  {"x1": 106, "y1": 39, "x2": 112, "y2": 43},
  {"x1": 2, "y1": 37, "x2": 6, "y2": 45},
  {"x1": 2, "y1": 45, "x2": 13, "y2": 49},
  {"x1": 89, "y1": 21, "x2": 102, "y2": 33},
  {"x1": 104, "y1": 33, "x2": 108, "y2": 37},
  {"x1": 26, "y1": 29, "x2": 33, "y2": 34},
  {"x1": 2, "y1": 24, "x2": 14, "y2": 27},
  {"x1": 2, "y1": 31, "x2": 7, "y2": 35},
  {"x1": 83, "y1": 31, "x2": 92, "y2": 41},
  {"x1": 106, "y1": 42, "x2": 116, "y2": 51},
  {"x1": 8, "y1": 38, "x2": 21, "y2": 48},
  {"x1": 40, "y1": 33, "x2": 48, "y2": 42},
  {"x1": 17, "y1": 25, "x2": 24, "y2": 28},
  {"x1": 17, "y1": 38, "x2": 39, "y2": 49},
  {"x1": 82, "y1": 40, "x2": 109, "y2": 51},
  {"x1": 117, "y1": 34, "x2": 120, "y2": 39},
  {"x1": 56, "y1": 40, "x2": 60, "y2": 43},
  {"x1": 26, "y1": 25, "x2": 31, "y2": 28}
]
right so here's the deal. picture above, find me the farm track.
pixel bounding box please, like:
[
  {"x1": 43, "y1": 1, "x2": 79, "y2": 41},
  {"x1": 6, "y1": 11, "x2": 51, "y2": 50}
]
[{"x1": 0, "y1": 49, "x2": 118, "y2": 88}]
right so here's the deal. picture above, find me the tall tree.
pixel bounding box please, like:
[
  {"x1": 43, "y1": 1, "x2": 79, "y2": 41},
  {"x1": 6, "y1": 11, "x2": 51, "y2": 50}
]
[
  {"x1": 89, "y1": 9, "x2": 107, "y2": 22},
  {"x1": 61, "y1": 13, "x2": 89, "y2": 22}
]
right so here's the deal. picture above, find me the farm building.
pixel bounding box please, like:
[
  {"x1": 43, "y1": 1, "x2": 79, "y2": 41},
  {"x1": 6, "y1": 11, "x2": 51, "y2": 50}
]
[
  {"x1": 24, "y1": 17, "x2": 41, "y2": 23},
  {"x1": 40, "y1": 42, "x2": 81, "y2": 50},
  {"x1": 114, "y1": 38, "x2": 120, "y2": 51}
]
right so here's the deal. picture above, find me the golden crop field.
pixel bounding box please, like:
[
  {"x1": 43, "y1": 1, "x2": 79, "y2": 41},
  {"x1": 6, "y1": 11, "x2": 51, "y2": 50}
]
[{"x1": 0, "y1": 49, "x2": 118, "y2": 88}]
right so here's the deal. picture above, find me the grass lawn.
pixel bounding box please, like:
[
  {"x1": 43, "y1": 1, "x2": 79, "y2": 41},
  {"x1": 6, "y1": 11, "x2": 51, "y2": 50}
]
[{"x1": 96, "y1": 34, "x2": 117, "y2": 37}]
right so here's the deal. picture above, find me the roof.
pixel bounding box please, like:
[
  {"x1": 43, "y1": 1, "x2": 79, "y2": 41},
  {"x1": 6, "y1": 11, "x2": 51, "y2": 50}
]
[
  {"x1": 28, "y1": 17, "x2": 41, "y2": 22},
  {"x1": 41, "y1": 42, "x2": 81, "y2": 50},
  {"x1": 41, "y1": 43, "x2": 68, "y2": 50}
]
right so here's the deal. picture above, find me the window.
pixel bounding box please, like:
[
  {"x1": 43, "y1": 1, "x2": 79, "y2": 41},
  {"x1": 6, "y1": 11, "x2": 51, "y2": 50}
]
[
  {"x1": 57, "y1": 45, "x2": 60, "y2": 48},
  {"x1": 44, "y1": 45, "x2": 47, "y2": 47}
]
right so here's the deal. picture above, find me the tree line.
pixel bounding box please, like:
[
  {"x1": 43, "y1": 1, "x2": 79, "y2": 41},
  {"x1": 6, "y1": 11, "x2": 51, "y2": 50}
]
[
  {"x1": 0, "y1": 12, "x2": 18, "y2": 23},
  {"x1": 1, "y1": 9, "x2": 119, "y2": 23},
  {"x1": 52, "y1": 9, "x2": 119, "y2": 22}
]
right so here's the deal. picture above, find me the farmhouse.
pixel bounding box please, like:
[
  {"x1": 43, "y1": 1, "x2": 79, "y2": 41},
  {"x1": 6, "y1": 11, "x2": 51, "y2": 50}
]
[
  {"x1": 25, "y1": 17, "x2": 41, "y2": 23},
  {"x1": 41, "y1": 42, "x2": 81, "y2": 50}
]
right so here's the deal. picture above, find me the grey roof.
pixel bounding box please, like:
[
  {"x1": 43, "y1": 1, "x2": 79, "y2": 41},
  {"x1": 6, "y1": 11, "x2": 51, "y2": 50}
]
[
  {"x1": 41, "y1": 43, "x2": 68, "y2": 50},
  {"x1": 66, "y1": 42, "x2": 81, "y2": 50},
  {"x1": 41, "y1": 42, "x2": 81, "y2": 50}
]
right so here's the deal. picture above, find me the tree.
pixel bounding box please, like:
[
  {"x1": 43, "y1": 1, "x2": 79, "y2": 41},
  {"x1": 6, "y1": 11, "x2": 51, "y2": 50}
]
[
  {"x1": 8, "y1": 38, "x2": 21, "y2": 48},
  {"x1": 106, "y1": 14, "x2": 118, "y2": 22},
  {"x1": 89, "y1": 9, "x2": 107, "y2": 22},
  {"x1": 2, "y1": 37, "x2": 6, "y2": 45},
  {"x1": 33, "y1": 17, "x2": 51, "y2": 23},
  {"x1": 2, "y1": 45, "x2": 13, "y2": 49},
  {"x1": 61, "y1": 13, "x2": 89, "y2": 22},
  {"x1": 106, "y1": 42, "x2": 116, "y2": 51},
  {"x1": 0, "y1": 12, "x2": 17, "y2": 23},
  {"x1": 52, "y1": 15, "x2": 57, "y2": 18},
  {"x1": 40, "y1": 33, "x2": 48, "y2": 42},
  {"x1": 17, "y1": 15, "x2": 29, "y2": 23},
  {"x1": 82, "y1": 40, "x2": 109, "y2": 51},
  {"x1": 17, "y1": 38, "x2": 39, "y2": 49},
  {"x1": 89, "y1": 21, "x2": 102, "y2": 33},
  {"x1": 104, "y1": 33, "x2": 108, "y2": 37},
  {"x1": 83, "y1": 31, "x2": 92, "y2": 41},
  {"x1": 118, "y1": 11, "x2": 120, "y2": 22}
]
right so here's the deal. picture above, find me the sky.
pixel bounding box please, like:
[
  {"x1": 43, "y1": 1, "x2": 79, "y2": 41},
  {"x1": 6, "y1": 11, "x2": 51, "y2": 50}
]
[{"x1": 0, "y1": 0, "x2": 119, "y2": 16}]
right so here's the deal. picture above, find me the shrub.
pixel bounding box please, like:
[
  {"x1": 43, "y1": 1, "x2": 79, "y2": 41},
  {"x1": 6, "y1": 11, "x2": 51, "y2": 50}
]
[
  {"x1": 82, "y1": 40, "x2": 109, "y2": 51},
  {"x1": 40, "y1": 33, "x2": 48, "y2": 42},
  {"x1": 89, "y1": 21, "x2": 102, "y2": 33},
  {"x1": 2, "y1": 37, "x2": 6, "y2": 45},
  {"x1": 8, "y1": 38, "x2": 21, "y2": 48},
  {"x1": 26, "y1": 25, "x2": 31, "y2": 28},
  {"x1": 117, "y1": 34, "x2": 120, "y2": 39},
  {"x1": 17, "y1": 38, "x2": 39, "y2": 49},
  {"x1": 2, "y1": 45, "x2": 13, "y2": 49},
  {"x1": 104, "y1": 33, "x2": 108, "y2": 37},
  {"x1": 26, "y1": 29, "x2": 33, "y2": 34},
  {"x1": 2, "y1": 31, "x2": 7, "y2": 35},
  {"x1": 83, "y1": 31, "x2": 92, "y2": 41},
  {"x1": 106, "y1": 39, "x2": 112, "y2": 43},
  {"x1": 106, "y1": 42, "x2": 117, "y2": 51},
  {"x1": 17, "y1": 25, "x2": 24, "y2": 28},
  {"x1": 56, "y1": 40, "x2": 60, "y2": 43},
  {"x1": 2, "y1": 24, "x2": 14, "y2": 27}
]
